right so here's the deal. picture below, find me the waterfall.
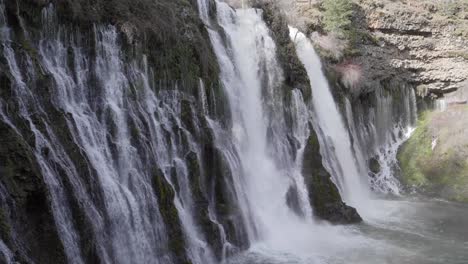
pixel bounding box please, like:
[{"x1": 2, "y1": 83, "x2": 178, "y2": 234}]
[
  {"x1": 345, "y1": 87, "x2": 417, "y2": 194},
  {"x1": 0, "y1": 2, "x2": 220, "y2": 263},
  {"x1": 0, "y1": 0, "x2": 429, "y2": 262},
  {"x1": 201, "y1": 5, "x2": 372, "y2": 261},
  {"x1": 1, "y1": 0, "x2": 319, "y2": 262},
  {"x1": 289, "y1": 27, "x2": 371, "y2": 210},
  {"x1": 289, "y1": 26, "x2": 419, "y2": 215},
  {"x1": 208, "y1": 3, "x2": 314, "y2": 246}
]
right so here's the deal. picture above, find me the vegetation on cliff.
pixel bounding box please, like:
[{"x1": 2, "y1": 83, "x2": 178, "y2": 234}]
[
  {"x1": 398, "y1": 106, "x2": 468, "y2": 202},
  {"x1": 322, "y1": 0, "x2": 354, "y2": 39}
]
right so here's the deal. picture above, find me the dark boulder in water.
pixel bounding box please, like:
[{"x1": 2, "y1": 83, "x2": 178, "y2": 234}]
[
  {"x1": 316, "y1": 200, "x2": 362, "y2": 225},
  {"x1": 302, "y1": 126, "x2": 362, "y2": 224}
]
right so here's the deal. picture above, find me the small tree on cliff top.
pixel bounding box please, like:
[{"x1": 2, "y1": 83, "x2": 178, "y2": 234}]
[{"x1": 322, "y1": 0, "x2": 353, "y2": 38}]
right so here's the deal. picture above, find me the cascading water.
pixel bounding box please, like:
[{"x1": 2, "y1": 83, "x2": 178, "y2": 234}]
[
  {"x1": 1, "y1": 0, "x2": 332, "y2": 262},
  {"x1": 0, "y1": 2, "x2": 219, "y2": 263},
  {"x1": 207, "y1": 2, "x2": 314, "y2": 245},
  {"x1": 345, "y1": 87, "x2": 418, "y2": 194},
  {"x1": 203, "y1": 4, "x2": 372, "y2": 262},
  {"x1": 5, "y1": 0, "x2": 467, "y2": 263},
  {"x1": 289, "y1": 27, "x2": 371, "y2": 211}
]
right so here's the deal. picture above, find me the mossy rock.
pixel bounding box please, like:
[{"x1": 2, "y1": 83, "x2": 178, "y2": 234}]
[
  {"x1": 185, "y1": 150, "x2": 225, "y2": 260},
  {"x1": 151, "y1": 167, "x2": 192, "y2": 264},
  {"x1": 368, "y1": 157, "x2": 381, "y2": 174},
  {"x1": 0, "y1": 208, "x2": 11, "y2": 243},
  {"x1": 398, "y1": 110, "x2": 468, "y2": 202},
  {"x1": 302, "y1": 124, "x2": 362, "y2": 224}
]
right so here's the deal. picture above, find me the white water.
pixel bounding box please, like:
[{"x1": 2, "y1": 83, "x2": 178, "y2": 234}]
[
  {"x1": 289, "y1": 27, "x2": 371, "y2": 212},
  {"x1": 217, "y1": 24, "x2": 467, "y2": 264},
  {"x1": 345, "y1": 86, "x2": 417, "y2": 194},
  {"x1": 1, "y1": 3, "x2": 220, "y2": 263},
  {"x1": 211, "y1": 4, "x2": 315, "y2": 245},
  {"x1": 3, "y1": 0, "x2": 465, "y2": 263},
  {"x1": 204, "y1": 4, "x2": 381, "y2": 262}
]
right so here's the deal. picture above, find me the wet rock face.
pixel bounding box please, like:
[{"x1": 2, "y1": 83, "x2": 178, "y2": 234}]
[
  {"x1": 318, "y1": 201, "x2": 362, "y2": 224},
  {"x1": 0, "y1": 1, "x2": 371, "y2": 263},
  {"x1": 1, "y1": 0, "x2": 224, "y2": 263},
  {"x1": 15, "y1": 0, "x2": 220, "y2": 86},
  {"x1": 0, "y1": 120, "x2": 67, "y2": 263},
  {"x1": 368, "y1": 157, "x2": 381, "y2": 174},
  {"x1": 302, "y1": 127, "x2": 362, "y2": 224}
]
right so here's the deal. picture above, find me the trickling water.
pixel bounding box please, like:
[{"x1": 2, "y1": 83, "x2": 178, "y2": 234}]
[
  {"x1": 1, "y1": 4, "x2": 86, "y2": 264},
  {"x1": 38, "y1": 23, "x2": 171, "y2": 264},
  {"x1": 345, "y1": 87, "x2": 418, "y2": 194}
]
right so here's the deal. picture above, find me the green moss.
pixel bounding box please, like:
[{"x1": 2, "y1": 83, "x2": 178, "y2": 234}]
[
  {"x1": 368, "y1": 157, "x2": 381, "y2": 174},
  {"x1": 398, "y1": 111, "x2": 468, "y2": 202},
  {"x1": 398, "y1": 111, "x2": 432, "y2": 187},
  {"x1": 151, "y1": 168, "x2": 191, "y2": 264},
  {"x1": 302, "y1": 126, "x2": 361, "y2": 224},
  {"x1": 322, "y1": 0, "x2": 354, "y2": 38},
  {"x1": 343, "y1": 47, "x2": 361, "y2": 57},
  {"x1": 0, "y1": 208, "x2": 11, "y2": 242}
]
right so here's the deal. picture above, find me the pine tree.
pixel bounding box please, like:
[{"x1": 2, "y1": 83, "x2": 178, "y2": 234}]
[{"x1": 322, "y1": 0, "x2": 354, "y2": 38}]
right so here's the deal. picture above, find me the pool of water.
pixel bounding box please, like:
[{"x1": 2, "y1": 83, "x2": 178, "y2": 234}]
[{"x1": 227, "y1": 198, "x2": 468, "y2": 264}]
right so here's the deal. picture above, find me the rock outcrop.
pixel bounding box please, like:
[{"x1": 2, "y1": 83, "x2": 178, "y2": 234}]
[
  {"x1": 302, "y1": 126, "x2": 362, "y2": 224},
  {"x1": 360, "y1": 0, "x2": 468, "y2": 97},
  {"x1": 293, "y1": 0, "x2": 468, "y2": 98}
]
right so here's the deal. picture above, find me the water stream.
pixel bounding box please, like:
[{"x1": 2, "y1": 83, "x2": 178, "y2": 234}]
[{"x1": 0, "y1": 0, "x2": 467, "y2": 263}]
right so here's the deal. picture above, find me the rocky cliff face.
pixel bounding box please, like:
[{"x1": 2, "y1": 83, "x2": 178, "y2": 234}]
[
  {"x1": 360, "y1": 0, "x2": 468, "y2": 98},
  {"x1": 357, "y1": 0, "x2": 468, "y2": 201},
  {"x1": 294, "y1": 0, "x2": 468, "y2": 99}
]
